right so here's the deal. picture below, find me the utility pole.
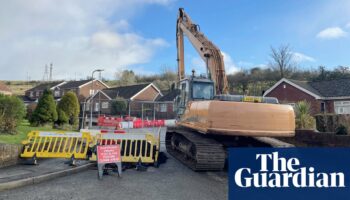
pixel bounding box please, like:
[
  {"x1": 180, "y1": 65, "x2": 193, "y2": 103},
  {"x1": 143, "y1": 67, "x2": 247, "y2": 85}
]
[{"x1": 49, "y1": 63, "x2": 53, "y2": 81}]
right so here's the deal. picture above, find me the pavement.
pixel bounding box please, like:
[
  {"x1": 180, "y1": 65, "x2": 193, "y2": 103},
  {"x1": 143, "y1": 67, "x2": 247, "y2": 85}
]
[{"x1": 0, "y1": 159, "x2": 93, "y2": 192}]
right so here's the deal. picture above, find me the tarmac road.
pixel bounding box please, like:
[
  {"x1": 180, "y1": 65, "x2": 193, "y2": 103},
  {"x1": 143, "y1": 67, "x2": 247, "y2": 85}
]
[
  {"x1": 0, "y1": 127, "x2": 228, "y2": 200},
  {"x1": 0, "y1": 154, "x2": 228, "y2": 200}
]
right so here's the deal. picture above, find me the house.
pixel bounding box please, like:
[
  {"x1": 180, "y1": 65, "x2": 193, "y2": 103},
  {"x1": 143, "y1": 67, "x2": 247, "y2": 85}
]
[
  {"x1": 57, "y1": 79, "x2": 109, "y2": 102},
  {"x1": 86, "y1": 83, "x2": 162, "y2": 117},
  {"x1": 263, "y1": 78, "x2": 350, "y2": 115},
  {"x1": 156, "y1": 89, "x2": 180, "y2": 119},
  {"x1": 0, "y1": 82, "x2": 12, "y2": 95},
  {"x1": 24, "y1": 79, "x2": 109, "y2": 103},
  {"x1": 25, "y1": 81, "x2": 66, "y2": 101}
]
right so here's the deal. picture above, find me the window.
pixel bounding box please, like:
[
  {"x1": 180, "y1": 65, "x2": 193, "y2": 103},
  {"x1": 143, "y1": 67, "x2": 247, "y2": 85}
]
[
  {"x1": 36, "y1": 91, "x2": 40, "y2": 97},
  {"x1": 95, "y1": 102, "x2": 99, "y2": 112},
  {"x1": 89, "y1": 89, "x2": 95, "y2": 96},
  {"x1": 320, "y1": 102, "x2": 326, "y2": 113},
  {"x1": 30, "y1": 91, "x2": 33, "y2": 97},
  {"x1": 54, "y1": 90, "x2": 60, "y2": 97},
  {"x1": 192, "y1": 82, "x2": 214, "y2": 100},
  {"x1": 102, "y1": 102, "x2": 109, "y2": 109},
  {"x1": 86, "y1": 102, "x2": 90, "y2": 111},
  {"x1": 160, "y1": 104, "x2": 167, "y2": 112},
  {"x1": 334, "y1": 101, "x2": 350, "y2": 114}
]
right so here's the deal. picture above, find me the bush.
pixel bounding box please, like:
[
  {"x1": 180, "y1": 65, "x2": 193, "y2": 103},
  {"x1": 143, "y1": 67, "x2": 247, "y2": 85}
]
[
  {"x1": 336, "y1": 124, "x2": 348, "y2": 135},
  {"x1": 295, "y1": 101, "x2": 315, "y2": 129},
  {"x1": 56, "y1": 91, "x2": 80, "y2": 127},
  {"x1": 30, "y1": 89, "x2": 58, "y2": 126},
  {"x1": 0, "y1": 94, "x2": 26, "y2": 134},
  {"x1": 111, "y1": 98, "x2": 127, "y2": 116}
]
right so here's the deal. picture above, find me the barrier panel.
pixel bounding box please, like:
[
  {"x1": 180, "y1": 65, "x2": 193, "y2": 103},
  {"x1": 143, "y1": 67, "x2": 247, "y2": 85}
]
[
  {"x1": 90, "y1": 132, "x2": 160, "y2": 166},
  {"x1": 21, "y1": 131, "x2": 92, "y2": 164}
]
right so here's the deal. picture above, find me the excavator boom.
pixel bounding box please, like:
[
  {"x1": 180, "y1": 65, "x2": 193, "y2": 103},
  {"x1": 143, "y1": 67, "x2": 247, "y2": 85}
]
[{"x1": 177, "y1": 8, "x2": 229, "y2": 94}]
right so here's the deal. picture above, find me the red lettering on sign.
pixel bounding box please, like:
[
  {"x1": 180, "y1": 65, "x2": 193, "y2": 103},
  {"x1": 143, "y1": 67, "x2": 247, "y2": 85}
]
[{"x1": 97, "y1": 145, "x2": 121, "y2": 163}]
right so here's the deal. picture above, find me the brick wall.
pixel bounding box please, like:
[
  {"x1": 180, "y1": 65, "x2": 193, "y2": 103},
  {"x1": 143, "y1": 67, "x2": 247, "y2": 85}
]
[
  {"x1": 133, "y1": 86, "x2": 159, "y2": 101},
  {"x1": 79, "y1": 81, "x2": 107, "y2": 100},
  {"x1": 0, "y1": 143, "x2": 22, "y2": 168}
]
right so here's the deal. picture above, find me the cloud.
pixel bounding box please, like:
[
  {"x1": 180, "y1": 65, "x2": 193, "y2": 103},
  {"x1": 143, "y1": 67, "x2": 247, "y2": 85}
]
[
  {"x1": 221, "y1": 52, "x2": 239, "y2": 74},
  {"x1": 189, "y1": 51, "x2": 239, "y2": 76},
  {"x1": 0, "y1": 0, "x2": 172, "y2": 80},
  {"x1": 316, "y1": 27, "x2": 347, "y2": 39},
  {"x1": 292, "y1": 52, "x2": 316, "y2": 63},
  {"x1": 346, "y1": 22, "x2": 350, "y2": 29}
]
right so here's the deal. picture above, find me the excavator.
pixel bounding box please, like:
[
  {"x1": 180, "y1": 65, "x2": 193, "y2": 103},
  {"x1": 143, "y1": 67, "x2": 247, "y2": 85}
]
[{"x1": 165, "y1": 8, "x2": 295, "y2": 171}]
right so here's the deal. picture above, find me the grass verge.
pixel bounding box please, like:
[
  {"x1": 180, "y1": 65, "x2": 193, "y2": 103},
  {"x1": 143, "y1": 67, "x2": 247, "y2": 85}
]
[{"x1": 0, "y1": 121, "x2": 56, "y2": 144}]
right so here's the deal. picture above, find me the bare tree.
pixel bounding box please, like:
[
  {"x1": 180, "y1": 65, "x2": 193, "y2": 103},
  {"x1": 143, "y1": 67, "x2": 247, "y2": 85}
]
[{"x1": 270, "y1": 44, "x2": 294, "y2": 79}]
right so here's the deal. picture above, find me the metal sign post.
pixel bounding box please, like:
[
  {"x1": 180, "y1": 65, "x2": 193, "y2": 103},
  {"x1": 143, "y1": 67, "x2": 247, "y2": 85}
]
[{"x1": 97, "y1": 145, "x2": 122, "y2": 180}]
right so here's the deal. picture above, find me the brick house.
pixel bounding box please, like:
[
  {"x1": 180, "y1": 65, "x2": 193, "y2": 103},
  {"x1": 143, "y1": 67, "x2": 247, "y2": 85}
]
[
  {"x1": 0, "y1": 82, "x2": 12, "y2": 95},
  {"x1": 57, "y1": 79, "x2": 109, "y2": 102},
  {"x1": 156, "y1": 89, "x2": 180, "y2": 119},
  {"x1": 25, "y1": 81, "x2": 66, "y2": 101},
  {"x1": 85, "y1": 83, "x2": 162, "y2": 117},
  {"x1": 24, "y1": 79, "x2": 108, "y2": 103},
  {"x1": 263, "y1": 78, "x2": 350, "y2": 115}
]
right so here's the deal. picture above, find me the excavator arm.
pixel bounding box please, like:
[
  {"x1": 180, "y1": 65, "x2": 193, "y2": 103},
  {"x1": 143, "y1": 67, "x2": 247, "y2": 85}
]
[{"x1": 176, "y1": 8, "x2": 229, "y2": 94}]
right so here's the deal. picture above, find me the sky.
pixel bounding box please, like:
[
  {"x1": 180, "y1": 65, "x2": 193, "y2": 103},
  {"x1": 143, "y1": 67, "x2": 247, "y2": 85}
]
[{"x1": 0, "y1": 0, "x2": 349, "y2": 80}]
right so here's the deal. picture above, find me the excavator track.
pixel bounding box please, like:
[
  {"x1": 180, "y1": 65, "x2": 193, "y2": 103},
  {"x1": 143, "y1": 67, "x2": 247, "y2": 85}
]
[{"x1": 166, "y1": 129, "x2": 226, "y2": 171}]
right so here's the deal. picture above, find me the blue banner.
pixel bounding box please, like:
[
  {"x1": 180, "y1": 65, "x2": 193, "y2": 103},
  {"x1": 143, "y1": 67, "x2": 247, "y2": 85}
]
[{"x1": 229, "y1": 148, "x2": 350, "y2": 200}]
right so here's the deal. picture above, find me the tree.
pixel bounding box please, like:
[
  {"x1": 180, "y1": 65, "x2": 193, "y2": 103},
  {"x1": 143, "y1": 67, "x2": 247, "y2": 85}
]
[
  {"x1": 115, "y1": 70, "x2": 136, "y2": 86},
  {"x1": 0, "y1": 95, "x2": 26, "y2": 134},
  {"x1": 295, "y1": 101, "x2": 315, "y2": 129},
  {"x1": 111, "y1": 98, "x2": 127, "y2": 116},
  {"x1": 30, "y1": 89, "x2": 58, "y2": 126},
  {"x1": 270, "y1": 44, "x2": 295, "y2": 79},
  {"x1": 56, "y1": 91, "x2": 80, "y2": 126}
]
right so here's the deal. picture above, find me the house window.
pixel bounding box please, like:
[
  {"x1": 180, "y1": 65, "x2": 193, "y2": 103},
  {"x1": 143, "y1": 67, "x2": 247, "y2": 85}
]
[
  {"x1": 160, "y1": 104, "x2": 167, "y2": 112},
  {"x1": 36, "y1": 91, "x2": 40, "y2": 97},
  {"x1": 89, "y1": 89, "x2": 95, "y2": 96},
  {"x1": 86, "y1": 102, "x2": 90, "y2": 111},
  {"x1": 102, "y1": 102, "x2": 109, "y2": 109},
  {"x1": 283, "y1": 84, "x2": 286, "y2": 89},
  {"x1": 320, "y1": 102, "x2": 326, "y2": 113},
  {"x1": 54, "y1": 90, "x2": 60, "y2": 97},
  {"x1": 334, "y1": 101, "x2": 350, "y2": 114},
  {"x1": 30, "y1": 91, "x2": 33, "y2": 97},
  {"x1": 95, "y1": 102, "x2": 99, "y2": 112}
]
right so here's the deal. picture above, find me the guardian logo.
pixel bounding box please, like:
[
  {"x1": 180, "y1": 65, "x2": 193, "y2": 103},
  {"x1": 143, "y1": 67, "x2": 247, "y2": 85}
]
[
  {"x1": 234, "y1": 152, "x2": 345, "y2": 188},
  {"x1": 228, "y1": 148, "x2": 350, "y2": 200}
]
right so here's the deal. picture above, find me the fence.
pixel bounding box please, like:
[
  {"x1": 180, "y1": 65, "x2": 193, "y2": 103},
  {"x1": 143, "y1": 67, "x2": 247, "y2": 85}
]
[
  {"x1": 20, "y1": 129, "x2": 161, "y2": 166},
  {"x1": 21, "y1": 131, "x2": 92, "y2": 164},
  {"x1": 80, "y1": 100, "x2": 176, "y2": 129}
]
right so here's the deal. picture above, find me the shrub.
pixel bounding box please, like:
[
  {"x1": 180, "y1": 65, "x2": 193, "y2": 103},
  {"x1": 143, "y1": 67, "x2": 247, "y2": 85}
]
[
  {"x1": 111, "y1": 98, "x2": 127, "y2": 116},
  {"x1": 0, "y1": 94, "x2": 26, "y2": 134},
  {"x1": 56, "y1": 91, "x2": 80, "y2": 127},
  {"x1": 295, "y1": 101, "x2": 315, "y2": 129},
  {"x1": 336, "y1": 124, "x2": 348, "y2": 135},
  {"x1": 30, "y1": 89, "x2": 58, "y2": 126}
]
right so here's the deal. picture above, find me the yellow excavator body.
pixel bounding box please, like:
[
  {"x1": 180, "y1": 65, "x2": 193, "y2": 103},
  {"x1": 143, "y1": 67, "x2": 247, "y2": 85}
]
[{"x1": 178, "y1": 100, "x2": 295, "y2": 137}]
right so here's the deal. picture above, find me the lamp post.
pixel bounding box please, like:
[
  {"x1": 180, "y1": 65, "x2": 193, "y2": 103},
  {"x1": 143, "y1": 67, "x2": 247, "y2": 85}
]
[{"x1": 89, "y1": 69, "x2": 104, "y2": 128}]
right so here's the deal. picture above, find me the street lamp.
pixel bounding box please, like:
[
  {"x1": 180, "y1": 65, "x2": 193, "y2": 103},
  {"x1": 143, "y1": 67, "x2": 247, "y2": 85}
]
[{"x1": 89, "y1": 69, "x2": 104, "y2": 128}]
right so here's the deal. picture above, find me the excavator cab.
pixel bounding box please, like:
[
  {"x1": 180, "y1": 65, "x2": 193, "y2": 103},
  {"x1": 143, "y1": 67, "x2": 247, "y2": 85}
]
[{"x1": 175, "y1": 75, "x2": 215, "y2": 117}]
